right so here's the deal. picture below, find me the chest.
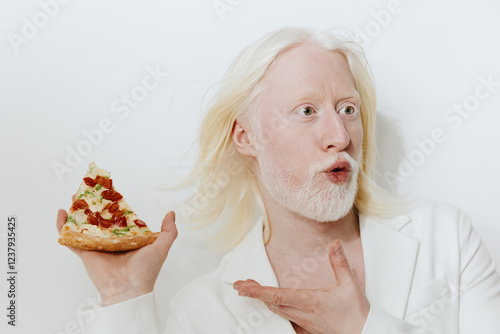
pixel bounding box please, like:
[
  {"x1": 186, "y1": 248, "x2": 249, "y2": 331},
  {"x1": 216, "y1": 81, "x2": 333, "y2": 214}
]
[{"x1": 270, "y1": 244, "x2": 365, "y2": 292}]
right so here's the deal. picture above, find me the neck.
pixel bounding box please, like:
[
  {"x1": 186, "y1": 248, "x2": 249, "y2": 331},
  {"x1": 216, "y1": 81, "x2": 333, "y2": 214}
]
[{"x1": 261, "y1": 187, "x2": 360, "y2": 259}]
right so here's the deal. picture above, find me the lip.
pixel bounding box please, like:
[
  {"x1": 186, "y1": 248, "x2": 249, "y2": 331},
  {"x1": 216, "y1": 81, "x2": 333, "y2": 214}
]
[
  {"x1": 322, "y1": 160, "x2": 351, "y2": 184},
  {"x1": 322, "y1": 160, "x2": 351, "y2": 173}
]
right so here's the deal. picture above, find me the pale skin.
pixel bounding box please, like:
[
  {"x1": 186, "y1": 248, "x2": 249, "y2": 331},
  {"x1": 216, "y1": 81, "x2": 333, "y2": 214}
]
[
  {"x1": 232, "y1": 42, "x2": 370, "y2": 333},
  {"x1": 56, "y1": 42, "x2": 369, "y2": 333},
  {"x1": 55, "y1": 205, "x2": 177, "y2": 306}
]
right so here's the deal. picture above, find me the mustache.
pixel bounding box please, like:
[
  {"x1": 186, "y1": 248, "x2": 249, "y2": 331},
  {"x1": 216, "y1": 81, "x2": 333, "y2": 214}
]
[{"x1": 308, "y1": 152, "x2": 359, "y2": 180}]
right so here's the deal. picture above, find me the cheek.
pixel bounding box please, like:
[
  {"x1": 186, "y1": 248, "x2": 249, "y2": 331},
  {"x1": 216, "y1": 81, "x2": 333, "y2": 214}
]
[
  {"x1": 263, "y1": 135, "x2": 313, "y2": 183},
  {"x1": 260, "y1": 124, "x2": 308, "y2": 159},
  {"x1": 348, "y1": 121, "x2": 363, "y2": 158}
]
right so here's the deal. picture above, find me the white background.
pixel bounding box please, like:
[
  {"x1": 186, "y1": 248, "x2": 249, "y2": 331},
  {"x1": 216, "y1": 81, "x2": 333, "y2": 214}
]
[{"x1": 0, "y1": 0, "x2": 499, "y2": 333}]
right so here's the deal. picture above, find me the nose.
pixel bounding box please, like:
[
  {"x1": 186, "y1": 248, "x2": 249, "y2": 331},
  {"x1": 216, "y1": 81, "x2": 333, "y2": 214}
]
[{"x1": 319, "y1": 112, "x2": 350, "y2": 152}]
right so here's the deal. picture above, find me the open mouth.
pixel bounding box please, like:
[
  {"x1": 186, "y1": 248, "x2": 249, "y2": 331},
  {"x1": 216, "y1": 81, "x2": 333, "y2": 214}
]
[
  {"x1": 331, "y1": 167, "x2": 347, "y2": 173},
  {"x1": 323, "y1": 160, "x2": 351, "y2": 183},
  {"x1": 324, "y1": 160, "x2": 351, "y2": 174}
]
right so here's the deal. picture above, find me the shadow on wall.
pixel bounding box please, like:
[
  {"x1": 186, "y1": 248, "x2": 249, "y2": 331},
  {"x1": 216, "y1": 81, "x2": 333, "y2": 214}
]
[{"x1": 373, "y1": 105, "x2": 407, "y2": 193}]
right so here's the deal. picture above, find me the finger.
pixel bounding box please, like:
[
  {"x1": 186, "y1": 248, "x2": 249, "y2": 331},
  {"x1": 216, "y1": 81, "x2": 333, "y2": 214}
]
[
  {"x1": 261, "y1": 302, "x2": 313, "y2": 332},
  {"x1": 161, "y1": 211, "x2": 176, "y2": 233},
  {"x1": 153, "y1": 211, "x2": 178, "y2": 261},
  {"x1": 263, "y1": 302, "x2": 295, "y2": 321},
  {"x1": 233, "y1": 279, "x2": 261, "y2": 290},
  {"x1": 237, "y1": 285, "x2": 310, "y2": 309},
  {"x1": 329, "y1": 240, "x2": 355, "y2": 286},
  {"x1": 56, "y1": 209, "x2": 68, "y2": 234}
]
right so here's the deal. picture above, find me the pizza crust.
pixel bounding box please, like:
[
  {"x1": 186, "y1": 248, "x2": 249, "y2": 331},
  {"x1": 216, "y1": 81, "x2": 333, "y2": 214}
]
[{"x1": 58, "y1": 230, "x2": 160, "y2": 252}]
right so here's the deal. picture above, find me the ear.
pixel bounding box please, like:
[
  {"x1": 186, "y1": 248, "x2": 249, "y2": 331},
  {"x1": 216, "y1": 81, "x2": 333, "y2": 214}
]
[{"x1": 232, "y1": 120, "x2": 256, "y2": 157}]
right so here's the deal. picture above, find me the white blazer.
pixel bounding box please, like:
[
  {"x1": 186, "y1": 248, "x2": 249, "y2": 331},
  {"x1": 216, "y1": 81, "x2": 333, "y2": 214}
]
[{"x1": 78, "y1": 200, "x2": 500, "y2": 333}]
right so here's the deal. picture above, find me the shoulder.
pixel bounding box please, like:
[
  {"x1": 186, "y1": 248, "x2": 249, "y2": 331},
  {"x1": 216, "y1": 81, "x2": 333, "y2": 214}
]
[
  {"x1": 405, "y1": 198, "x2": 465, "y2": 221},
  {"x1": 396, "y1": 198, "x2": 474, "y2": 252},
  {"x1": 367, "y1": 198, "x2": 469, "y2": 236},
  {"x1": 396, "y1": 198, "x2": 468, "y2": 233}
]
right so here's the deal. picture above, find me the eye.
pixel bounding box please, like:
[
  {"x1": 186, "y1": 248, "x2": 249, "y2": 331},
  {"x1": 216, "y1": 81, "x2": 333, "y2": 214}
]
[
  {"x1": 339, "y1": 105, "x2": 356, "y2": 115},
  {"x1": 297, "y1": 106, "x2": 315, "y2": 116}
]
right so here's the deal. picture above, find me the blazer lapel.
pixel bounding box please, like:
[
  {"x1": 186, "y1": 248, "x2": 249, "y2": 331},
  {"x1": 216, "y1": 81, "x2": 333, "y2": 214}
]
[
  {"x1": 220, "y1": 218, "x2": 296, "y2": 333},
  {"x1": 359, "y1": 212, "x2": 419, "y2": 319},
  {"x1": 220, "y1": 212, "x2": 420, "y2": 331}
]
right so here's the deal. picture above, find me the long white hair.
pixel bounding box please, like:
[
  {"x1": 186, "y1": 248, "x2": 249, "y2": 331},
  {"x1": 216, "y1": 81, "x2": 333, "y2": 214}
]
[{"x1": 173, "y1": 26, "x2": 409, "y2": 252}]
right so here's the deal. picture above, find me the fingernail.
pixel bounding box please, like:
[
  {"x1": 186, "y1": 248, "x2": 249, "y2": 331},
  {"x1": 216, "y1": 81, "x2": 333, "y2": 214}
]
[
  {"x1": 239, "y1": 291, "x2": 249, "y2": 297},
  {"x1": 234, "y1": 284, "x2": 241, "y2": 291}
]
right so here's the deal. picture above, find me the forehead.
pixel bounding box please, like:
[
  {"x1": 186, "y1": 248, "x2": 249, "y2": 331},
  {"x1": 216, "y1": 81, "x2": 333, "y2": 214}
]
[{"x1": 259, "y1": 42, "x2": 357, "y2": 99}]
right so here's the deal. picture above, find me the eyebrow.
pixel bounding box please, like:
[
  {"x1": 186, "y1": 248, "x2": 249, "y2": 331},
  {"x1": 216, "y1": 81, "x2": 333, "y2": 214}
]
[
  {"x1": 294, "y1": 90, "x2": 361, "y2": 105},
  {"x1": 335, "y1": 90, "x2": 361, "y2": 104}
]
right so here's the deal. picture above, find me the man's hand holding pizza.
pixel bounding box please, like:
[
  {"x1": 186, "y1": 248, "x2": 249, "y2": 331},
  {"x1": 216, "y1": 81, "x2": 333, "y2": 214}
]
[
  {"x1": 56, "y1": 163, "x2": 178, "y2": 306},
  {"x1": 56, "y1": 208, "x2": 177, "y2": 306}
]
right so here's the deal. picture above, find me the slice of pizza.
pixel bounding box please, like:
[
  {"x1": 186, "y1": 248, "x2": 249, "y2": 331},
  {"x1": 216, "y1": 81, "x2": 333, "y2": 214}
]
[{"x1": 58, "y1": 162, "x2": 160, "y2": 252}]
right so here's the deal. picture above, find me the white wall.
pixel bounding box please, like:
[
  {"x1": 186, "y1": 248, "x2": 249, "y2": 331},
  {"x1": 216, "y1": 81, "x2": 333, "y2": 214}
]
[{"x1": 0, "y1": 0, "x2": 499, "y2": 333}]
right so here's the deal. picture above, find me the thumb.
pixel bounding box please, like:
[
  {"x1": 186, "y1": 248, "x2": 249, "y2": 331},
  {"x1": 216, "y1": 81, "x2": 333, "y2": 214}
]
[
  {"x1": 161, "y1": 211, "x2": 176, "y2": 233},
  {"x1": 329, "y1": 240, "x2": 355, "y2": 285},
  {"x1": 152, "y1": 211, "x2": 178, "y2": 261}
]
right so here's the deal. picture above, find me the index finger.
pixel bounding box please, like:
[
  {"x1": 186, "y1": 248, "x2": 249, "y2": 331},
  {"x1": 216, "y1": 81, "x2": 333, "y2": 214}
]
[
  {"x1": 238, "y1": 285, "x2": 313, "y2": 309},
  {"x1": 329, "y1": 240, "x2": 357, "y2": 286}
]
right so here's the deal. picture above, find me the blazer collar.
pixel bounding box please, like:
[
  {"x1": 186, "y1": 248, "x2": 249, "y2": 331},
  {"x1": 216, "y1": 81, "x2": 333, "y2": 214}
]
[
  {"x1": 221, "y1": 218, "x2": 296, "y2": 332},
  {"x1": 359, "y1": 212, "x2": 419, "y2": 319},
  {"x1": 221, "y1": 211, "x2": 419, "y2": 330}
]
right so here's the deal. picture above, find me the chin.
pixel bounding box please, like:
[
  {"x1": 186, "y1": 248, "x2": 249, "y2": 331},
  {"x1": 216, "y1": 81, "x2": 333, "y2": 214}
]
[{"x1": 272, "y1": 172, "x2": 359, "y2": 223}]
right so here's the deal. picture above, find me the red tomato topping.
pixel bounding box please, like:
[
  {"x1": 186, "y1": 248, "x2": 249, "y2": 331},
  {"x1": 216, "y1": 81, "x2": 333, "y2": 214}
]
[
  {"x1": 83, "y1": 177, "x2": 97, "y2": 187},
  {"x1": 134, "y1": 219, "x2": 147, "y2": 227},
  {"x1": 111, "y1": 215, "x2": 127, "y2": 228},
  {"x1": 101, "y1": 190, "x2": 123, "y2": 201},
  {"x1": 106, "y1": 202, "x2": 120, "y2": 213},
  {"x1": 95, "y1": 175, "x2": 113, "y2": 189},
  {"x1": 99, "y1": 217, "x2": 112, "y2": 228},
  {"x1": 88, "y1": 213, "x2": 99, "y2": 226},
  {"x1": 70, "y1": 199, "x2": 89, "y2": 212}
]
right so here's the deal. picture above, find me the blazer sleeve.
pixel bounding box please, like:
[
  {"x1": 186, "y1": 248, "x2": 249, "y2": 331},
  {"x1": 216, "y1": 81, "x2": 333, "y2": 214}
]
[
  {"x1": 457, "y1": 210, "x2": 500, "y2": 333},
  {"x1": 76, "y1": 292, "x2": 188, "y2": 334}
]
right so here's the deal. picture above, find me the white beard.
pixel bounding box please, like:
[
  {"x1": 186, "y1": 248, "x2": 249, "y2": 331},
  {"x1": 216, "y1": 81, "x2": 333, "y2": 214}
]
[{"x1": 257, "y1": 148, "x2": 360, "y2": 222}]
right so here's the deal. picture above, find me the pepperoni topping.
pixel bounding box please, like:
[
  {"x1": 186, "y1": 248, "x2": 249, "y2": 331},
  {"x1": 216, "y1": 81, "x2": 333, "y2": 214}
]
[
  {"x1": 83, "y1": 177, "x2": 97, "y2": 187},
  {"x1": 95, "y1": 175, "x2": 112, "y2": 189},
  {"x1": 70, "y1": 199, "x2": 89, "y2": 212},
  {"x1": 101, "y1": 190, "x2": 123, "y2": 201},
  {"x1": 134, "y1": 219, "x2": 147, "y2": 228}
]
